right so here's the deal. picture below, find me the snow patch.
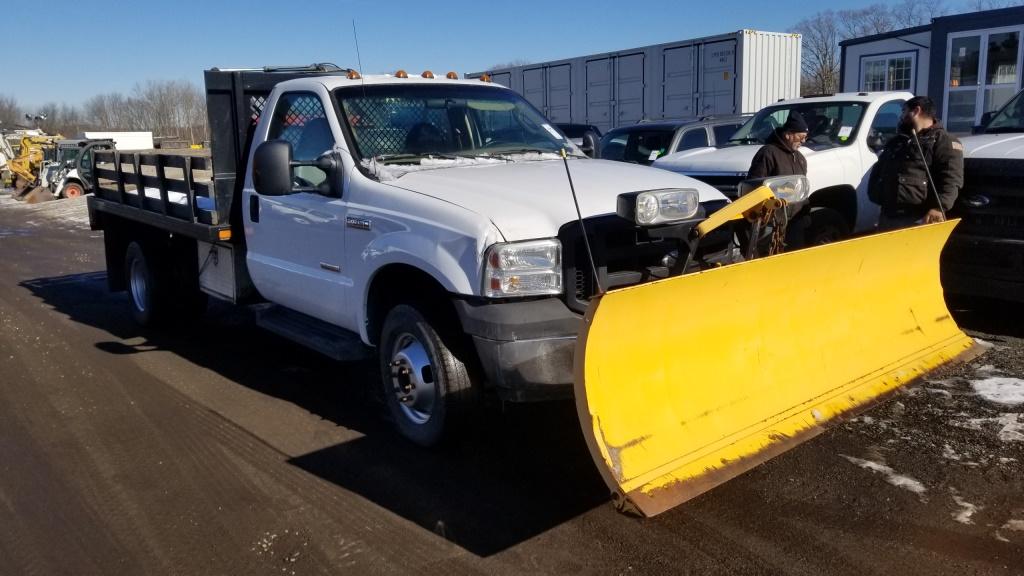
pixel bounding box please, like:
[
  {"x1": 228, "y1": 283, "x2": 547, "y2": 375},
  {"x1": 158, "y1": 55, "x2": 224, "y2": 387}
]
[
  {"x1": 941, "y1": 443, "x2": 961, "y2": 461},
  {"x1": 840, "y1": 455, "x2": 927, "y2": 495},
  {"x1": 959, "y1": 413, "x2": 1024, "y2": 441},
  {"x1": 976, "y1": 364, "x2": 1001, "y2": 375},
  {"x1": 974, "y1": 337, "x2": 995, "y2": 348},
  {"x1": 970, "y1": 377, "x2": 1024, "y2": 406},
  {"x1": 1004, "y1": 519, "x2": 1024, "y2": 531},
  {"x1": 951, "y1": 494, "x2": 980, "y2": 525},
  {"x1": 361, "y1": 153, "x2": 562, "y2": 181}
]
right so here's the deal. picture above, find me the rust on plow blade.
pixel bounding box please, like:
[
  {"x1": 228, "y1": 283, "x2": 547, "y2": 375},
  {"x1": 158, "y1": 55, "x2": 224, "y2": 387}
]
[{"x1": 573, "y1": 220, "x2": 982, "y2": 517}]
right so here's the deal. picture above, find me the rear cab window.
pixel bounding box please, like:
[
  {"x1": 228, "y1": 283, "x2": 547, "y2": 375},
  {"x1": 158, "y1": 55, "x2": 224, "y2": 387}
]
[{"x1": 600, "y1": 128, "x2": 676, "y2": 165}]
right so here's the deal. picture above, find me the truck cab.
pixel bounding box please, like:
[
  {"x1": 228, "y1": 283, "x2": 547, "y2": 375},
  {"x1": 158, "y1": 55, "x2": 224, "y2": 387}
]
[
  {"x1": 87, "y1": 65, "x2": 732, "y2": 446},
  {"x1": 652, "y1": 92, "x2": 912, "y2": 244}
]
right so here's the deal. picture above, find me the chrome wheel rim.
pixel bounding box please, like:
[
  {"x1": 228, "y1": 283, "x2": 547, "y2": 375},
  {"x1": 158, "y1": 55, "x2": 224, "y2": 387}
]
[
  {"x1": 389, "y1": 333, "x2": 436, "y2": 425},
  {"x1": 129, "y1": 258, "x2": 148, "y2": 313}
]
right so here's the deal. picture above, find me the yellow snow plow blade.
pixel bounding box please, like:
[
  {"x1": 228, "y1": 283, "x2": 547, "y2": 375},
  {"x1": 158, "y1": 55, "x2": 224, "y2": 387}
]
[{"x1": 574, "y1": 219, "x2": 980, "y2": 517}]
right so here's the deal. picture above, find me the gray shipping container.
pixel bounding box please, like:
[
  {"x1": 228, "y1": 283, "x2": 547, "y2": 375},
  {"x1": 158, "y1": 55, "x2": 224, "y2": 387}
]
[{"x1": 469, "y1": 29, "x2": 801, "y2": 132}]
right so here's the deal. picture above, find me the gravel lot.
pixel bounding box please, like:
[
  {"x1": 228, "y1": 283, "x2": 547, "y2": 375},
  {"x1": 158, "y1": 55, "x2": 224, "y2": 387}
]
[{"x1": 1, "y1": 192, "x2": 1021, "y2": 575}]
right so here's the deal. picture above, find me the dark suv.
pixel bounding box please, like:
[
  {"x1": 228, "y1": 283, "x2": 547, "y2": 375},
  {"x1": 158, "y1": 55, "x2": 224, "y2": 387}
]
[{"x1": 598, "y1": 116, "x2": 749, "y2": 165}]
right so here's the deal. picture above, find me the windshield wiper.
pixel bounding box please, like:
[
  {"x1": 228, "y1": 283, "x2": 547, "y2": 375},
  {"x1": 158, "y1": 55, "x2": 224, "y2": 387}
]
[
  {"x1": 372, "y1": 152, "x2": 469, "y2": 164},
  {"x1": 480, "y1": 147, "x2": 580, "y2": 158},
  {"x1": 727, "y1": 137, "x2": 762, "y2": 144}
]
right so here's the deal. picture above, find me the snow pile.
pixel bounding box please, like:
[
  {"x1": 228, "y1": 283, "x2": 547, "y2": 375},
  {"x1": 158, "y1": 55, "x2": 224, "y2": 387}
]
[
  {"x1": 362, "y1": 152, "x2": 562, "y2": 181},
  {"x1": 970, "y1": 377, "x2": 1024, "y2": 406},
  {"x1": 951, "y1": 494, "x2": 980, "y2": 525},
  {"x1": 841, "y1": 455, "x2": 927, "y2": 495}
]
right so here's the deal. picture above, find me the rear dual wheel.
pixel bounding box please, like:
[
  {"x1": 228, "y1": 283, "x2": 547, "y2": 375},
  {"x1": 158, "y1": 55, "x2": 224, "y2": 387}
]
[{"x1": 124, "y1": 240, "x2": 207, "y2": 327}]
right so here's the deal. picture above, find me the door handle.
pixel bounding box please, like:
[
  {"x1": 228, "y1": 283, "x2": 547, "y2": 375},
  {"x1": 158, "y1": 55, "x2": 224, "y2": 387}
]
[{"x1": 249, "y1": 196, "x2": 260, "y2": 222}]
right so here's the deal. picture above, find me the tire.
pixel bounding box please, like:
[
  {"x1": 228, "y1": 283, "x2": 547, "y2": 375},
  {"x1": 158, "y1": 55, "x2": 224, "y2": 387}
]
[
  {"x1": 803, "y1": 208, "x2": 850, "y2": 246},
  {"x1": 378, "y1": 304, "x2": 477, "y2": 447},
  {"x1": 124, "y1": 241, "x2": 169, "y2": 326},
  {"x1": 61, "y1": 182, "x2": 85, "y2": 199}
]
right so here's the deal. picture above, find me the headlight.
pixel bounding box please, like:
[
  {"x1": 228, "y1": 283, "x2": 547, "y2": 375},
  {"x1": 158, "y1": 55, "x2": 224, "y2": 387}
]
[
  {"x1": 483, "y1": 239, "x2": 562, "y2": 298},
  {"x1": 617, "y1": 188, "x2": 700, "y2": 226},
  {"x1": 738, "y1": 175, "x2": 811, "y2": 203}
]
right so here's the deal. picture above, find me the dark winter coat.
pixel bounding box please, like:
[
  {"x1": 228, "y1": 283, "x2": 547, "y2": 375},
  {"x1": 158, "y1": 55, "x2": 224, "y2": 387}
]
[
  {"x1": 867, "y1": 124, "x2": 964, "y2": 216},
  {"x1": 747, "y1": 132, "x2": 808, "y2": 179}
]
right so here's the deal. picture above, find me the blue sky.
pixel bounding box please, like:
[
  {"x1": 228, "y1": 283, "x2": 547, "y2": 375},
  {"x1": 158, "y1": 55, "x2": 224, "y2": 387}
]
[{"x1": 4, "y1": 0, "x2": 962, "y2": 108}]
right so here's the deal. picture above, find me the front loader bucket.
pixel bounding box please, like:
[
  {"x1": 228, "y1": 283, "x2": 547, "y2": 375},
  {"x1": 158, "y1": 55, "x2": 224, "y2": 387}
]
[{"x1": 574, "y1": 220, "x2": 981, "y2": 517}]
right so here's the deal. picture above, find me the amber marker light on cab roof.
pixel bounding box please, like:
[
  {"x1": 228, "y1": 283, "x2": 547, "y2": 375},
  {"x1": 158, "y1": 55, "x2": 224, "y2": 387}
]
[
  {"x1": 347, "y1": 70, "x2": 361, "y2": 79},
  {"x1": 421, "y1": 70, "x2": 435, "y2": 78},
  {"x1": 446, "y1": 71, "x2": 458, "y2": 79},
  {"x1": 479, "y1": 73, "x2": 491, "y2": 82},
  {"x1": 395, "y1": 69, "x2": 408, "y2": 78}
]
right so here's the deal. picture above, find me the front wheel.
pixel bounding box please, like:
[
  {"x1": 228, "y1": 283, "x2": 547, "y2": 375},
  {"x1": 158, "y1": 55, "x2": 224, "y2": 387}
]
[
  {"x1": 61, "y1": 182, "x2": 85, "y2": 198},
  {"x1": 804, "y1": 208, "x2": 850, "y2": 246},
  {"x1": 378, "y1": 304, "x2": 477, "y2": 447}
]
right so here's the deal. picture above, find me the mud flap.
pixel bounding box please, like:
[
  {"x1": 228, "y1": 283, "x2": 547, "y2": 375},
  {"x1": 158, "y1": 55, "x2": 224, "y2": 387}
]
[{"x1": 574, "y1": 220, "x2": 982, "y2": 517}]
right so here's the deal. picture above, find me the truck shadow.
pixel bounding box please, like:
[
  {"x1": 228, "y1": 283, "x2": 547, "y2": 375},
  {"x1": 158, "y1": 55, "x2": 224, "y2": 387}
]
[{"x1": 19, "y1": 271, "x2": 610, "y2": 557}]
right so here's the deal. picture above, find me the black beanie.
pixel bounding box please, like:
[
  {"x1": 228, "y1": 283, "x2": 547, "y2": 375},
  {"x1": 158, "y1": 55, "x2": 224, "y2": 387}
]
[{"x1": 781, "y1": 112, "x2": 809, "y2": 133}]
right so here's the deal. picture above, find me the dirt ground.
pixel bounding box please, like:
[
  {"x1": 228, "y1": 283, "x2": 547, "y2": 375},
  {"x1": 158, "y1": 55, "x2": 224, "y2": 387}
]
[{"x1": 0, "y1": 193, "x2": 1021, "y2": 575}]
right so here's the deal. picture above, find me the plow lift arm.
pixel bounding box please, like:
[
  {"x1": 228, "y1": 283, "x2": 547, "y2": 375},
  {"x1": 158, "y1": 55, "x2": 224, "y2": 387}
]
[{"x1": 573, "y1": 185, "x2": 982, "y2": 517}]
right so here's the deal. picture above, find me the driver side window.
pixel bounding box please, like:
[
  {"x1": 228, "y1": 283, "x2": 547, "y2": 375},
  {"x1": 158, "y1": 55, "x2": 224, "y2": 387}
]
[
  {"x1": 268, "y1": 92, "x2": 333, "y2": 186},
  {"x1": 869, "y1": 100, "x2": 904, "y2": 150}
]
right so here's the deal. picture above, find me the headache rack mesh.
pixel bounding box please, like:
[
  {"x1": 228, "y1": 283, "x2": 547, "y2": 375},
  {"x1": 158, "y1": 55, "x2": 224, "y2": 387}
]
[{"x1": 342, "y1": 97, "x2": 452, "y2": 158}]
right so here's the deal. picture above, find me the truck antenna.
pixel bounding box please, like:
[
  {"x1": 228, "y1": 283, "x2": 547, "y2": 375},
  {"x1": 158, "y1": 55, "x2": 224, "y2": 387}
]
[
  {"x1": 560, "y1": 148, "x2": 603, "y2": 294},
  {"x1": 352, "y1": 19, "x2": 367, "y2": 98}
]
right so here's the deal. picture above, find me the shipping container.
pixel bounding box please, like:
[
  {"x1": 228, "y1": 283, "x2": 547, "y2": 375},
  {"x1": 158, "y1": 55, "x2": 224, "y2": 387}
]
[{"x1": 469, "y1": 30, "x2": 801, "y2": 132}]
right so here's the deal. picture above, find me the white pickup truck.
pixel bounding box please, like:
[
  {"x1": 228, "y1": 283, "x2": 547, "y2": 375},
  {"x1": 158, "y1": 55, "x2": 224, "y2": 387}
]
[
  {"x1": 86, "y1": 64, "x2": 734, "y2": 446},
  {"x1": 653, "y1": 92, "x2": 912, "y2": 244}
]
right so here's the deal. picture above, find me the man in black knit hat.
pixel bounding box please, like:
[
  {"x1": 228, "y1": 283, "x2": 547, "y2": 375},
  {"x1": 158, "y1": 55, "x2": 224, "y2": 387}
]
[{"x1": 748, "y1": 112, "x2": 809, "y2": 179}]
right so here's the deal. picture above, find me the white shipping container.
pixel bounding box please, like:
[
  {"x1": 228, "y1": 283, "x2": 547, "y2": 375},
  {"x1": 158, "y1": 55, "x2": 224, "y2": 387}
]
[{"x1": 469, "y1": 30, "x2": 801, "y2": 132}]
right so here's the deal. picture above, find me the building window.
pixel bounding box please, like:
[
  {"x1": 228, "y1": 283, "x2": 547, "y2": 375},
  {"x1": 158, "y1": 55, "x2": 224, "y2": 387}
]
[{"x1": 861, "y1": 54, "x2": 915, "y2": 92}]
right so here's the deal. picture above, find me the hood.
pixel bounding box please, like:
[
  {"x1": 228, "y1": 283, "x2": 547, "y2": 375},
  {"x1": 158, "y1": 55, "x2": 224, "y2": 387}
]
[
  {"x1": 653, "y1": 144, "x2": 760, "y2": 174},
  {"x1": 960, "y1": 133, "x2": 1024, "y2": 159},
  {"x1": 383, "y1": 159, "x2": 728, "y2": 241},
  {"x1": 654, "y1": 143, "x2": 819, "y2": 175}
]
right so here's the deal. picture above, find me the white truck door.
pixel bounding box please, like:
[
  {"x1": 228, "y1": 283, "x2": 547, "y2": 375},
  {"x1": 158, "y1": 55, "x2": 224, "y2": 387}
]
[{"x1": 244, "y1": 91, "x2": 351, "y2": 327}]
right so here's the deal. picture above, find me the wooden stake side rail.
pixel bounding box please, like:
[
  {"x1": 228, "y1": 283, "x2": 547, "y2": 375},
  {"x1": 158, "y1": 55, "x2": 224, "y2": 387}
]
[{"x1": 89, "y1": 150, "x2": 232, "y2": 243}]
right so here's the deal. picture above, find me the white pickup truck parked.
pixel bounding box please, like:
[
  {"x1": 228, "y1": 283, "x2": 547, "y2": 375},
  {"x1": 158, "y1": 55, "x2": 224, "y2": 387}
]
[
  {"x1": 86, "y1": 64, "x2": 733, "y2": 446},
  {"x1": 653, "y1": 92, "x2": 912, "y2": 244}
]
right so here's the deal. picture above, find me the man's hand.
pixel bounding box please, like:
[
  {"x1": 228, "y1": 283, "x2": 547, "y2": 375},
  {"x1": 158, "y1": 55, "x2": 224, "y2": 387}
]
[{"x1": 924, "y1": 208, "x2": 945, "y2": 224}]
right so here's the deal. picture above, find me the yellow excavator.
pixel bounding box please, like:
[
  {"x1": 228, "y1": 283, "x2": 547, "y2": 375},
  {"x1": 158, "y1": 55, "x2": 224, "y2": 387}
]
[
  {"x1": 7, "y1": 134, "x2": 61, "y2": 203},
  {"x1": 572, "y1": 177, "x2": 980, "y2": 517}
]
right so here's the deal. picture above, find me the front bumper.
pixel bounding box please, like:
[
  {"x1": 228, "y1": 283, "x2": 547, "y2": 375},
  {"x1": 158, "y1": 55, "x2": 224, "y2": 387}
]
[
  {"x1": 453, "y1": 297, "x2": 582, "y2": 401},
  {"x1": 942, "y1": 233, "x2": 1024, "y2": 303}
]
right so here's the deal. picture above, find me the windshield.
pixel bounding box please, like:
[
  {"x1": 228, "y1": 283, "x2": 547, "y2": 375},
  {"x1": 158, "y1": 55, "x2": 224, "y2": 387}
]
[
  {"x1": 335, "y1": 84, "x2": 576, "y2": 163},
  {"x1": 727, "y1": 102, "x2": 867, "y2": 150},
  {"x1": 984, "y1": 89, "x2": 1024, "y2": 133}
]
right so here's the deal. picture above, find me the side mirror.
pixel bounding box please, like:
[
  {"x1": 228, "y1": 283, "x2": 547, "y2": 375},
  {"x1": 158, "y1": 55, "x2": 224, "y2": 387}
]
[
  {"x1": 866, "y1": 129, "x2": 885, "y2": 152},
  {"x1": 973, "y1": 111, "x2": 996, "y2": 134},
  {"x1": 253, "y1": 140, "x2": 294, "y2": 196}
]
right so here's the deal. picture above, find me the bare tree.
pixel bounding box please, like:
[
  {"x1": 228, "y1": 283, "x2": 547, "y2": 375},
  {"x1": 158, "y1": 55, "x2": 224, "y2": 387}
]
[
  {"x1": 796, "y1": 11, "x2": 841, "y2": 95},
  {"x1": 0, "y1": 94, "x2": 20, "y2": 128},
  {"x1": 967, "y1": 0, "x2": 1024, "y2": 10},
  {"x1": 795, "y1": 4, "x2": 941, "y2": 95},
  {"x1": 489, "y1": 58, "x2": 532, "y2": 70}
]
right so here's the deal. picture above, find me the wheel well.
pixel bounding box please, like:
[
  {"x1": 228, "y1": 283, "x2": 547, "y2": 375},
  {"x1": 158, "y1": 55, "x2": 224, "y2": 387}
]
[
  {"x1": 101, "y1": 216, "x2": 197, "y2": 293},
  {"x1": 808, "y1": 185, "x2": 857, "y2": 230},
  {"x1": 365, "y1": 264, "x2": 456, "y2": 346}
]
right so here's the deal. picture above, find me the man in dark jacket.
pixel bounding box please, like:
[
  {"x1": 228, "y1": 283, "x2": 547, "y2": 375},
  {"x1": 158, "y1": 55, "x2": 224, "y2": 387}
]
[
  {"x1": 868, "y1": 96, "x2": 963, "y2": 230},
  {"x1": 748, "y1": 113, "x2": 809, "y2": 178}
]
